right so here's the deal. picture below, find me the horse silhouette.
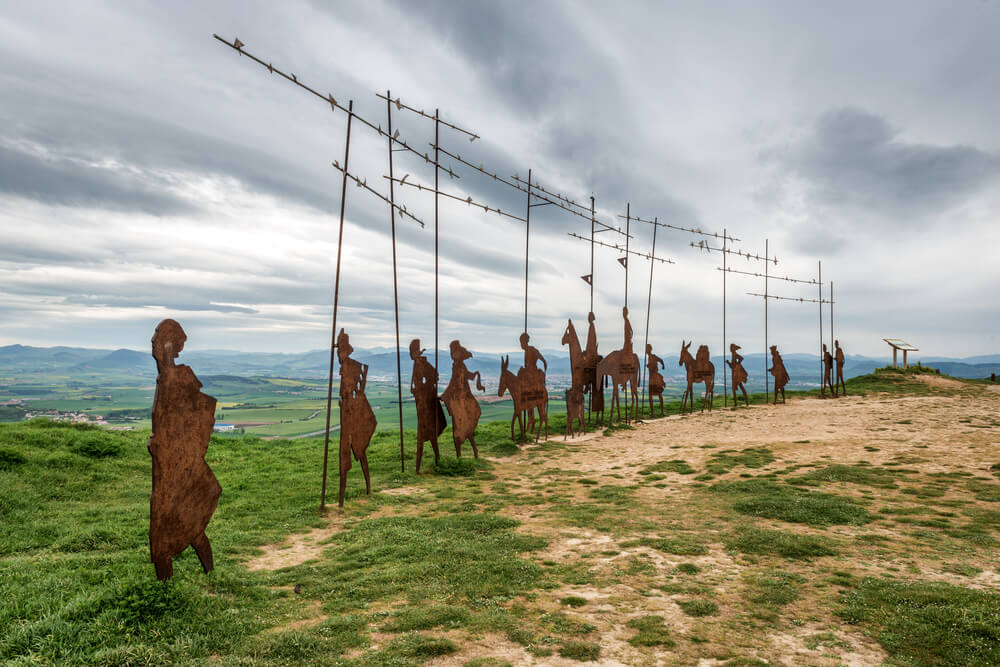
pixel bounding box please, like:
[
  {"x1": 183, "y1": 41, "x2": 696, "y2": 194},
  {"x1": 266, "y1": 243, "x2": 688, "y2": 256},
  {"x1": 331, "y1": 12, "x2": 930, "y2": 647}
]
[
  {"x1": 679, "y1": 341, "x2": 715, "y2": 413},
  {"x1": 498, "y1": 354, "x2": 548, "y2": 442},
  {"x1": 561, "y1": 318, "x2": 603, "y2": 424},
  {"x1": 596, "y1": 349, "x2": 639, "y2": 422}
]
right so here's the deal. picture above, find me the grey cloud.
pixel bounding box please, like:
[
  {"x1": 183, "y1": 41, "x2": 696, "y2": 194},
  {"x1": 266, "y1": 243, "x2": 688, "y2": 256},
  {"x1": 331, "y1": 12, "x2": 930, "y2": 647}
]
[
  {"x1": 1, "y1": 85, "x2": 338, "y2": 216},
  {"x1": 0, "y1": 144, "x2": 195, "y2": 215},
  {"x1": 776, "y1": 107, "x2": 1000, "y2": 222}
]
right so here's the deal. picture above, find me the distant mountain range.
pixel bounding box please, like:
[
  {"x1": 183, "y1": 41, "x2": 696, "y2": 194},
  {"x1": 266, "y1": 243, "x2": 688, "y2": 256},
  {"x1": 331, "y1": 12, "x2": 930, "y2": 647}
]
[{"x1": 2, "y1": 344, "x2": 999, "y2": 389}]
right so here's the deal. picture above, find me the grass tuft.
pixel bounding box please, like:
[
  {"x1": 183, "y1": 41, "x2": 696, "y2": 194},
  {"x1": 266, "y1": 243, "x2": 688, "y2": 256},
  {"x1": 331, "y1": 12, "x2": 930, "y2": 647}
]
[
  {"x1": 627, "y1": 615, "x2": 675, "y2": 647},
  {"x1": 726, "y1": 526, "x2": 838, "y2": 560}
]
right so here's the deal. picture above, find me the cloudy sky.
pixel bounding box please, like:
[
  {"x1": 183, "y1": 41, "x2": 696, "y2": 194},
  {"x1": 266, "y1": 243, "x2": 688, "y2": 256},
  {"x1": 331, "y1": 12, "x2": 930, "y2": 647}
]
[{"x1": 1, "y1": 0, "x2": 998, "y2": 360}]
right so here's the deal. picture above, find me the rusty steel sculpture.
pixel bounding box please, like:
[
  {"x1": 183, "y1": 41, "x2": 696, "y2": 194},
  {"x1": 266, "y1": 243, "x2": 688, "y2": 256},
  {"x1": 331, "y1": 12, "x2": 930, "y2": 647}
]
[
  {"x1": 679, "y1": 341, "x2": 715, "y2": 413},
  {"x1": 597, "y1": 307, "x2": 640, "y2": 422},
  {"x1": 835, "y1": 340, "x2": 846, "y2": 396},
  {"x1": 441, "y1": 340, "x2": 484, "y2": 458},
  {"x1": 148, "y1": 319, "x2": 221, "y2": 581},
  {"x1": 410, "y1": 339, "x2": 447, "y2": 473},
  {"x1": 823, "y1": 343, "x2": 835, "y2": 398},
  {"x1": 562, "y1": 316, "x2": 604, "y2": 425},
  {"x1": 769, "y1": 345, "x2": 789, "y2": 404},
  {"x1": 337, "y1": 329, "x2": 376, "y2": 507},
  {"x1": 645, "y1": 343, "x2": 666, "y2": 417},
  {"x1": 499, "y1": 333, "x2": 549, "y2": 442},
  {"x1": 564, "y1": 386, "x2": 585, "y2": 439},
  {"x1": 726, "y1": 343, "x2": 750, "y2": 407}
]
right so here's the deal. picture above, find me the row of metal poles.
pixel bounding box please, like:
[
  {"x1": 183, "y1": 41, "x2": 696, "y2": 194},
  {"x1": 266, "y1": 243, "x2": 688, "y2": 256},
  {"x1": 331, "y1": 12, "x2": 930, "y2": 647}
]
[{"x1": 212, "y1": 35, "x2": 836, "y2": 511}]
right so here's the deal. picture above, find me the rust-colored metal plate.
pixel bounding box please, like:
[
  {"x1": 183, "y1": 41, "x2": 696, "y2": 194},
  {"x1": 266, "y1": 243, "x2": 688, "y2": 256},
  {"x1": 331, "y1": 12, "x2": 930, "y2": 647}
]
[
  {"x1": 441, "y1": 340, "x2": 484, "y2": 457},
  {"x1": 563, "y1": 315, "x2": 604, "y2": 423},
  {"x1": 499, "y1": 333, "x2": 549, "y2": 442},
  {"x1": 337, "y1": 329, "x2": 376, "y2": 507},
  {"x1": 148, "y1": 319, "x2": 221, "y2": 580},
  {"x1": 726, "y1": 343, "x2": 749, "y2": 407},
  {"x1": 823, "y1": 344, "x2": 835, "y2": 398},
  {"x1": 679, "y1": 341, "x2": 715, "y2": 413},
  {"x1": 410, "y1": 339, "x2": 446, "y2": 473},
  {"x1": 597, "y1": 308, "x2": 640, "y2": 422},
  {"x1": 564, "y1": 386, "x2": 585, "y2": 439},
  {"x1": 835, "y1": 340, "x2": 846, "y2": 396},
  {"x1": 646, "y1": 343, "x2": 666, "y2": 416},
  {"x1": 769, "y1": 345, "x2": 790, "y2": 404}
]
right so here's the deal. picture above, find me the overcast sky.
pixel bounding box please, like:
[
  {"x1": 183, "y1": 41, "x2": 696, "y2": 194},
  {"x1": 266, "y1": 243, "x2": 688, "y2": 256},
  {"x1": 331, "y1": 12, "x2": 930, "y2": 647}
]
[{"x1": 1, "y1": 0, "x2": 998, "y2": 361}]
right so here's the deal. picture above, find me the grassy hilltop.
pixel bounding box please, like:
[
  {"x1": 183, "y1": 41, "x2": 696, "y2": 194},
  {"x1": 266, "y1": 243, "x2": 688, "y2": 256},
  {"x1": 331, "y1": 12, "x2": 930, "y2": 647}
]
[{"x1": 1, "y1": 368, "x2": 999, "y2": 665}]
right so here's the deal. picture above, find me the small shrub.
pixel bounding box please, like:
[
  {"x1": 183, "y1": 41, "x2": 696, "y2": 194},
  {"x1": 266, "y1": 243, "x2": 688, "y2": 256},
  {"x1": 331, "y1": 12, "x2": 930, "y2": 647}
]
[
  {"x1": 69, "y1": 431, "x2": 123, "y2": 458},
  {"x1": 383, "y1": 632, "x2": 457, "y2": 659},
  {"x1": 560, "y1": 596, "x2": 587, "y2": 608},
  {"x1": 558, "y1": 640, "x2": 601, "y2": 661},
  {"x1": 675, "y1": 563, "x2": 701, "y2": 575},
  {"x1": 0, "y1": 447, "x2": 27, "y2": 470},
  {"x1": 677, "y1": 599, "x2": 719, "y2": 617},
  {"x1": 382, "y1": 604, "x2": 470, "y2": 632},
  {"x1": 116, "y1": 579, "x2": 191, "y2": 627},
  {"x1": 627, "y1": 615, "x2": 674, "y2": 647},
  {"x1": 726, "y1": 526, "x2": 838, "y2": 560},
  {"x1": 434, "y1": 457, "x2": 479, "y2": 476}
]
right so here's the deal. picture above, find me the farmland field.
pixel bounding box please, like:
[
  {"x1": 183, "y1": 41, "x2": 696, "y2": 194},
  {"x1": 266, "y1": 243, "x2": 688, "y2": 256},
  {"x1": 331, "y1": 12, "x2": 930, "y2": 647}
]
[{"x1": 1, "y1": 368, "x2": 999, "y2": 665}]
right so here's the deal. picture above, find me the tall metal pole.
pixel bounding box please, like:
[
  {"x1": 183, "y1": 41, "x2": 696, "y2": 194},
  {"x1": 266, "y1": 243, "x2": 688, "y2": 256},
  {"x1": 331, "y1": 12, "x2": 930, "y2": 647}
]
[
  {"x1": 830, "y1": 280, "x2": 834, "y2": 352},
  {"x1": 723, "y1": 227, "x2": 728, "y2": 408},
  {"x1": 434, "y1": 109, "x2": 440, "y2": 435},
  {"x1": 320, "y1": 100, "x2": 354, "y2": 511},
  {"x1": 590, "y1": 196, "x2": 595, "y2": 314},
  {"x1": 524, "y1": 168, "x2": 531, "y2": 333},
  {"x1": 624, "y1": 203, "x2": 630, "y2": 308},
  {"x1": 764, "y1": 238, "x2": 769, "y2": 404},
  {"x1": 818, "y1": 260, "x2": 824, "y2": 397},
  {"x1": 641, "y1": 219, "x2": 657, "y2": 418},
  {"x1": 385, "y1": 92, "x2": 405, "y2": 471}
]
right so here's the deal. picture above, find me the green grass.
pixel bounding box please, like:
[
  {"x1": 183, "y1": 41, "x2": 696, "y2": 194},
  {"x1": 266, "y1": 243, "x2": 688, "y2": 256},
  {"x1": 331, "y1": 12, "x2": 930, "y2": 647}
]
[
  {"x1": 381, "y1": 604, "x2": 471, "y2": 632},
  {"x1": 839, "y1": 578, "x2": 1000, "y2": 665},
  {"x1": 627, "y1": 615, "x2": 675, "y2": 647},
  {"x1": 0, "y1": 419, "x2": 540, "y2": 663},
  {"x1": 621, "y1": 534, "x2": 709, "y2": 556},
  {"x1": 558, "y1": 640, "x2": 601, "y2": 661},
  {"x1": 706, "y1": 447, "x2": 775, "y2": 475},
  {"x1": 559, "y1": 596, "x2": 588, "y2": 608},
  {"x1": 710, "y1": 478, "x2": 872, "y2": 526},
  {"x1": 792, "y1": 464, "x2": 904, "y2": 489},
  {"x1": 676, "y1": 599, "x2": 719, "y2": 617},
  {"x1": 640, "y1": 459, "x2": 696, "y2": 475},
  {"x1": 726, "y1": 526, "x2": 838, "y2": 560}
]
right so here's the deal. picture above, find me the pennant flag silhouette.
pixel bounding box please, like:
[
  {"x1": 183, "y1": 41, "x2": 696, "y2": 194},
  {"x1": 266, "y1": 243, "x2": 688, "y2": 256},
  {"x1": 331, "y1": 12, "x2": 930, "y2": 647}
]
[
  {"x1": 617, "y1": 257, "x2": 628, "y2": 268},
  {"x1": 581, "y1": 274, "x2": 592, "y2": 285}
]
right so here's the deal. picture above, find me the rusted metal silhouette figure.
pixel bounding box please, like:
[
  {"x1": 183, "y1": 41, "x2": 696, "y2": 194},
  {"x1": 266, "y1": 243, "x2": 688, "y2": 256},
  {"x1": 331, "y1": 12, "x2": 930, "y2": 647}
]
[
  {"x1": 562, "y1": 317, "x2": 603, "y2": 424},
  {"x1": 337, "y1": 329, "x2": 376, "y2": 507},
  {"x1": 726, "y1": 343, "x2": 749, "y2": 407},
  {"x1": 441, "y1": 340, "x2": 484, "y2": 458},
  {"x1": 679, "y1": 341, "x2": 715, "y2": 413},
  {"x1": 823, "y1": 343, "x2": 835, "y2": 398},
  {"x1": 148, "y1": 319, "x2": 221, "y2": 580},
  {"x1": 835, "y1": 340, "x2": 846, "y2": 396},
  {"x1": 646, "y1": 343, "x2": 665, "y2": 417},
  {"x1": 499, "y1": 349, "x2": 549, "y2": 442},
  {"x1": 597, "y1": 307, "x2": 639, "y2": 422},
  {"x1": 564, "y1": 386, "x2": 585, "y2": 439},
  {"x1": 769, "y1": 345, "x2": 789, "y2": 404},
  {"x1": 583, "y1": 313, "x2": 604, "y2": 423},
  {"x1": 410, "y1": 339, "x2": 446, "y2": 473}
]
